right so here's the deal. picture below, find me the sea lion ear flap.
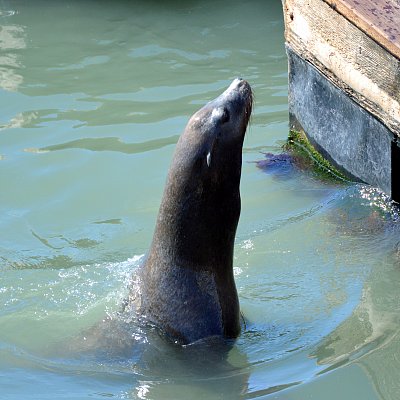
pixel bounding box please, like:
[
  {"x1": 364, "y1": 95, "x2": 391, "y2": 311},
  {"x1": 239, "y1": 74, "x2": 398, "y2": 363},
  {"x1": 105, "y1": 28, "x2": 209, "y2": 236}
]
[{"x1": 206, "y1": 151, "x2": 211, "y2": 167}]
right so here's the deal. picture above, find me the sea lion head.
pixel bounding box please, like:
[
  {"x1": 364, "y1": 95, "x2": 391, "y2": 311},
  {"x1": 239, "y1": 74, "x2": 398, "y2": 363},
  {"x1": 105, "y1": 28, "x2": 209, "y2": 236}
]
[
  {"x1": 154, "y1": 78, "x2": 253, "y2": 271},
  {"x1": 185, "y1": 77, "x2": 253, "y2": 157}
]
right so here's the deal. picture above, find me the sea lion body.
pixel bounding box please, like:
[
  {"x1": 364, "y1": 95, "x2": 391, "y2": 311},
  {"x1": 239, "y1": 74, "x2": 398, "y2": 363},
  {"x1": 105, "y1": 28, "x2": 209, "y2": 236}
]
[{"x1": 138, "y1": 79, "x2": 253, "y2": 344}]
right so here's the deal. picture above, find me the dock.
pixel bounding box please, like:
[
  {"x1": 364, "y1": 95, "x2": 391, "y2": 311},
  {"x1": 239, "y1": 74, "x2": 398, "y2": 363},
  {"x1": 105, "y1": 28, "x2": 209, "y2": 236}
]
[{"x1": 283, "y1": 0, "x2": 400, "y2": 201}]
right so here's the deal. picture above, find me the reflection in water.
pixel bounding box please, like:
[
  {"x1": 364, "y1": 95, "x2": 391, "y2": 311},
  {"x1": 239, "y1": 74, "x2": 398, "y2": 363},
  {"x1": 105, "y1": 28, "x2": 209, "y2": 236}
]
[
  {"x1": 125, "y1": 339, "x2": 250, "y2": 400},
  {"x1": 59, "y1": 291, "x2": 251, "y2": 400},
  {"x1": 359, "y1": 331, "x2": 400, "y2": 400},
  {"x1": 0, "y1": 18, "x2": 25, "y2": 91},
  {"x1": 309, "y1": 186, "x2": 400, "y2": 399},
  {"x1": 312, "y1": 268, "x2": 400, "y2": 399},
  {"x1": 31, "y1": 230, "x2": 99, "y2": 250},
  {"x1": 312, "y1": 285, "x2": 400, "y2": 367},
  {"x1": 0, "y1": 111, "x2": 38, "y2": 130}
]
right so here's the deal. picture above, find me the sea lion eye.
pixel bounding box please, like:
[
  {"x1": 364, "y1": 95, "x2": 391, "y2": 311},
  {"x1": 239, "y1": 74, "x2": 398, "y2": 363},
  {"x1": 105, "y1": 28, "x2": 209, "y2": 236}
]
[
  {"x1": 220, "y1": 108, "x2": 230, "y2": 124},
  {"x1": 211, "y1": 107, "x2": 230, "y2": 125}
]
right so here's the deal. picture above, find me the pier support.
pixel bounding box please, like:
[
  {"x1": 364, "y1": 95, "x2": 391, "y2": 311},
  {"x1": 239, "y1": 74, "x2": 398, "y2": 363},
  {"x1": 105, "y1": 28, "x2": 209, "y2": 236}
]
[{"x1": 283, "y1": 0, "x2": 400, "y2": 201}]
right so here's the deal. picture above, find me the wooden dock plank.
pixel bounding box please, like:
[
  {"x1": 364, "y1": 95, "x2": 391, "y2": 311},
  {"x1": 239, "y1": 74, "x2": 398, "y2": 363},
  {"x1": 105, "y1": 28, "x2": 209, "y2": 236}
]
[{"x1": 323, "y1": 0, "x2": 400, "y2": 60}]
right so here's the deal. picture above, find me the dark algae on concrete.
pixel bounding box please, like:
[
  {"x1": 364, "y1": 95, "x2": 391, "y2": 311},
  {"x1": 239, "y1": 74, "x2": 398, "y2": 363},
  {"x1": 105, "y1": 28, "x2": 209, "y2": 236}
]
[
  {"x1": 285, "y1": 130, "x2": 350, "y2": 183},
  {"x1": 257, "y1": 130, "x2": 350, "y2": 184}
]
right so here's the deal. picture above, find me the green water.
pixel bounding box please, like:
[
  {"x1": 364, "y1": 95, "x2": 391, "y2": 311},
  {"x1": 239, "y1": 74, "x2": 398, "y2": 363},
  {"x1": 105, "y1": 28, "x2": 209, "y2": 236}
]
[{"x1": 1, "y1": 1, "x2": 400, "y2": 399}]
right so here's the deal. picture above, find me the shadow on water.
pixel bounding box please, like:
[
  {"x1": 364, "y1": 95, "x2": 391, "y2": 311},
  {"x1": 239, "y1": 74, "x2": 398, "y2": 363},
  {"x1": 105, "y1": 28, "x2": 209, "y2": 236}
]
[
  {"x1": 30, "y1": 135, "x2": 180, "y2": 154},
  {"x1": 255, "y1": 152, "x2": 296, "y2": 181},
  {"x1": 254, "y1": 148, "x2": 350, "y2": 186}
]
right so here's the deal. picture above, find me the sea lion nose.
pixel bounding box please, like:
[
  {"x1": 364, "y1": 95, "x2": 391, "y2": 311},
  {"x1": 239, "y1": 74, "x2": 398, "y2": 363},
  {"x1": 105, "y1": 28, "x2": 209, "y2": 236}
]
[
  {"x1": 234, "y1": 78, "x2": 249, "y2": 90},
  {"x1": 228, "y1": 78, "x2": 245, "y2": 91}
]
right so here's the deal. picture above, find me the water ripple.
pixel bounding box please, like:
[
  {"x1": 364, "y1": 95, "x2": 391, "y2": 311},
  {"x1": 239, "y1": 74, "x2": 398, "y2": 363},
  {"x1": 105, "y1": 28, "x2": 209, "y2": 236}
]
[
  {"x1": 26, "y1": 135, "x2": 179, "y2": 154},
  {"x1": 130, "y1": 44, "x2": 231, "y2": 62},
  {"x1": 99, "y1": 80, "x2": 232, "y2": 103}
]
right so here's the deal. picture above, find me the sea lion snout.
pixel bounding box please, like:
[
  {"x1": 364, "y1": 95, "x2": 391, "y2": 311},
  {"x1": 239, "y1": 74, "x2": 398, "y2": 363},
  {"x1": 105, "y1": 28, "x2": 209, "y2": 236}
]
[
  {"x1": 220, "y1": 78, "x2": 253, "y2": 125},
  {"x1": 226, "y1": 77, "x2": 251, "y2": 94},
  {"x1": 188, "y1": 79, "x2": 252, "y2": 136},
  {"x1": 227, "y1": 77, "x2": 245, "y2": 89},
  {"x1": 222, "y1": 78, "x2": 252, "y2": 101}
]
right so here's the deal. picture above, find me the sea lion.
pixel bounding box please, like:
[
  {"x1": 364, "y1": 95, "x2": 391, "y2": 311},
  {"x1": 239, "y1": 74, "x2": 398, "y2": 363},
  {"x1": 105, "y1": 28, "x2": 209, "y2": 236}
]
[{"x1": 137, "y1": 78, "x2": 253, "y2": 344}]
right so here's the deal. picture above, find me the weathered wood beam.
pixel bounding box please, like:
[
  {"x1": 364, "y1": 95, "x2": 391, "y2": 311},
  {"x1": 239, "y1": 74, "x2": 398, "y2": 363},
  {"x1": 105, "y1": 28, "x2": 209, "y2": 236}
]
[
  {"x1": 324, "y1": 0, "x2": 400, "y2": 61},
  {"x1": 283, "y1": 0, "x2": 400, "y2": 199},
  {"x1": 283, "y1": 0, "x2": 400, "y2": 137}
]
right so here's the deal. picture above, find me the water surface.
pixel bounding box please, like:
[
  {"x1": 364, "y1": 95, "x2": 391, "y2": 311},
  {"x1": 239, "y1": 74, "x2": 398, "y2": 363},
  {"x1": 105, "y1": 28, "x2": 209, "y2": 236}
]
[{"x1": 1, "y1": 1, "x2": 400, "y2": 399}]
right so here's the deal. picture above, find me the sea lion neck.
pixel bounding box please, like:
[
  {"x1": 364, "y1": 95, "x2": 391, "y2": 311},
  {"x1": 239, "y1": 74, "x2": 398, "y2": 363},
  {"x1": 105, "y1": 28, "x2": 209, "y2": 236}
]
[
  {"x1": 150, "y1": 141, "x2": 242, "y2": 272},
  {"x1": 147, "y1": 79, "x2": 252, "y2": 272}
]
